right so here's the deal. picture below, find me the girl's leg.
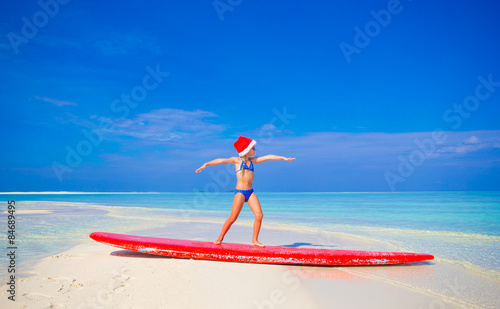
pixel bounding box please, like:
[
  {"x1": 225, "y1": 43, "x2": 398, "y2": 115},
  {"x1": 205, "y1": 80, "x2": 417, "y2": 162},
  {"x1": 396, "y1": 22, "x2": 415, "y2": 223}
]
[
  {"x1": 215, "y1": 193, "x2": 245, "y2": 244},
  {"x1": 247, "y1": 193, "x2": 264, "y2": 247}
]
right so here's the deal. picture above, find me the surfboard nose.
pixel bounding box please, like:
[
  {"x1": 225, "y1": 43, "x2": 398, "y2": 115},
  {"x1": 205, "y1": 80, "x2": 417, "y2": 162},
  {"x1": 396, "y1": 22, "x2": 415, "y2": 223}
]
[{"x1": 89, "y1": 232, "x2": 104, "y2": 241}]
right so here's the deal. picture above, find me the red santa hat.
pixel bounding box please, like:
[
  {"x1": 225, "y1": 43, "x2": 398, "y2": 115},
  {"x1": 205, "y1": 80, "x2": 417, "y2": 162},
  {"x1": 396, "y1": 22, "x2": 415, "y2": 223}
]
[{"x1": 233, "y1": 136, "x2": 257, "y2": 157}]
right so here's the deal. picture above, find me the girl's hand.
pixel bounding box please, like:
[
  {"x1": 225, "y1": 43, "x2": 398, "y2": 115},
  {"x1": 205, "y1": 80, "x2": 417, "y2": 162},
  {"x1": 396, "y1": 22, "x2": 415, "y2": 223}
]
[
  {"x1": 284, "y1": 157, "x2": 296, "y2": 162},
  {"x1": 195, "y1": 164, "x2": 206, "y2": 173}
]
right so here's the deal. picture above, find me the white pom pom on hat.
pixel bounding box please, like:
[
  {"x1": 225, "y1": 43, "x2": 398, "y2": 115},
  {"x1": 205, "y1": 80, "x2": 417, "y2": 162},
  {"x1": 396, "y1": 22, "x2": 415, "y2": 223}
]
[{"x1": 233, "y1": 136, "x2": 257, "y2": 157}]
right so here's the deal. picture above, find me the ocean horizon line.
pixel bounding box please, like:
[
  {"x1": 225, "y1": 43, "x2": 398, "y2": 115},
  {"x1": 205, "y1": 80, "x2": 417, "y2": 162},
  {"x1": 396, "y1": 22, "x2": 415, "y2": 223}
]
[{"x1": 1, "y1": 190, "x2": 499, "y2": 194}]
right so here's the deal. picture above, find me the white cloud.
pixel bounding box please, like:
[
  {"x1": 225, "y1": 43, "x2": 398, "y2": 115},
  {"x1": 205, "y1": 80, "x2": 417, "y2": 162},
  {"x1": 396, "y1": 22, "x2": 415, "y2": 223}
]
[
  {"x1": 463, "y1": 136, "x2": 481, "y2": 145},
  {"x1": 260, "y1": 130, "x2": 500, "y2": 168},
  {"x1": 35, "y1": 96, "x2": 77, "y2": 107},
  {"x1": 100, "y1": 108, "x2": 226, "y2": 144},
  {"x1": 260, "y1": 123, "x2": 276, "y2": 131}
]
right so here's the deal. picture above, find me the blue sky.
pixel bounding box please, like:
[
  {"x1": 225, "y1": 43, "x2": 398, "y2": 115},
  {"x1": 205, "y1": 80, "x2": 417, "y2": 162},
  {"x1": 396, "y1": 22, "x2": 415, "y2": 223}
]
[{"x1": 1, "y1": 0, "x2": 500, "y2": 192}]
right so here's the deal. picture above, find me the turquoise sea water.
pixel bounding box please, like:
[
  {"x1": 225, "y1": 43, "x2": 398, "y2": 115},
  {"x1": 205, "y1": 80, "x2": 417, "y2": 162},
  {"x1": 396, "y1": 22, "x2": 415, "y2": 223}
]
[{"x1": 4, "y1": 191, "x2": 499, "y2": 233}]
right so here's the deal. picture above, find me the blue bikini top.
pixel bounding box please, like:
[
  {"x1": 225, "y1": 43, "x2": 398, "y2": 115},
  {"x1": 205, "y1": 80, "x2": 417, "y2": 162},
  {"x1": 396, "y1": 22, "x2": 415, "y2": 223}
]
[{"x1": 236, "y1": 157, "x2": 254, "y2": 173}]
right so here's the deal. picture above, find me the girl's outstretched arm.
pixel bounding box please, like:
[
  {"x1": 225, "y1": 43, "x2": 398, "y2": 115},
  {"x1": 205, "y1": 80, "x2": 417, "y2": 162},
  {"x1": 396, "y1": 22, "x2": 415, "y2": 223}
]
[
  {"x1": 253, "y1": 155, "x2": 296, "y2": 164},
  {"x1": 195, "y1": 157, "x2": 238, "y2": 173}
]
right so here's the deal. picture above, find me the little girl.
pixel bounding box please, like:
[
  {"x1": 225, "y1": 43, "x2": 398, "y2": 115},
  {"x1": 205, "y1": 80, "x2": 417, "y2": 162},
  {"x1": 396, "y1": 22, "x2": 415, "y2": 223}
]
[{"x1": 195, "y1": 136, "x2": 295, "y2": 246}]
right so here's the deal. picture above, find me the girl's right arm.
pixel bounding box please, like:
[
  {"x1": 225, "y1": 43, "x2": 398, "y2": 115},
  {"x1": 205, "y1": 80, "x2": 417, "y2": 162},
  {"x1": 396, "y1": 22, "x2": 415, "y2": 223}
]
[{"x1": 195, "y1": 157, "x2": 238, "y2": 173}]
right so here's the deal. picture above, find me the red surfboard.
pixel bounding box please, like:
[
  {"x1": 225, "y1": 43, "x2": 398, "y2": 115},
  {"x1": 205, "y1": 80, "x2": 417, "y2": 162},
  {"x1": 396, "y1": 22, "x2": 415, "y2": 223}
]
[{"x1": 89, "y1": 232, "x2": 434, "y2": 266}]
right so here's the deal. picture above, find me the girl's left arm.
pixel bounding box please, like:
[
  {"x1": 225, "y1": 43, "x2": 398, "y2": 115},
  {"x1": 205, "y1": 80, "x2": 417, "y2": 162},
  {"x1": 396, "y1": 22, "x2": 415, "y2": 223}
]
[{"x1": 253, "y1": 155, "x2": 296, "y2": 164}]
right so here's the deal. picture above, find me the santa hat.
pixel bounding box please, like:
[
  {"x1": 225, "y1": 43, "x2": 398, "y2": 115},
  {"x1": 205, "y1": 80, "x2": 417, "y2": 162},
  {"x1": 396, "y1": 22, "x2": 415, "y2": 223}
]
[{"x1": 233, "y1": 136, "x2": 257, "y2": 157}]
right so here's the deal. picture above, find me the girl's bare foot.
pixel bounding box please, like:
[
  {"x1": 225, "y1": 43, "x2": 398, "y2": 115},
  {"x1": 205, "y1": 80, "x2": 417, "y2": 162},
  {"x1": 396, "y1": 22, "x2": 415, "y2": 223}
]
[
  {"x1": 214, "y1": 238, "x2": 223, "y2": 245},
  {"x1": 252, "y1": 241, "x2": 265, "y2": 247}
]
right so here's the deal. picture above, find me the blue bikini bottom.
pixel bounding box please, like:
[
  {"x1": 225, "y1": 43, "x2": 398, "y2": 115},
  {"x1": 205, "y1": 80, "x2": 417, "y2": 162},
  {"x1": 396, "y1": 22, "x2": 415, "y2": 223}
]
[{"x1": 234, "y1": 189, "x2": 254, "y2": 202}]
